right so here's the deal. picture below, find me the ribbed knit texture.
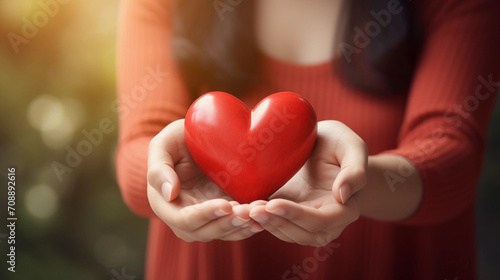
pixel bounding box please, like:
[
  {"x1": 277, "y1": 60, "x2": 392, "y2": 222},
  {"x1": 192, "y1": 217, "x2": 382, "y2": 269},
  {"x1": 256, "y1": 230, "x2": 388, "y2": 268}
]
[{"x1": 116, "y1": 0, "x2": 500, "y2": 279}]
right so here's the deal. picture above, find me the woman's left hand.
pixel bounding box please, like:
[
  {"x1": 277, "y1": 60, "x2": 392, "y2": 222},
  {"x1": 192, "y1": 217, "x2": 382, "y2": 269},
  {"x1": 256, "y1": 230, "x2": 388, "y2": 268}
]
[{"x1": 249, "y1": 120, "x2": 368, "y2": 246}]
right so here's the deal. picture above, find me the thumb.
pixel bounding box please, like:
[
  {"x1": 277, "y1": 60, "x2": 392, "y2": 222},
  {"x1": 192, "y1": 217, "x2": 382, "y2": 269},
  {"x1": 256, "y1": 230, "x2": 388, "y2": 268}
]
[
  {"x1": 148, "y1": 162, "x2": 180, "y2": 202},
  {"x1": 147, "y1": 120, "x2": 184, "y2": 201},
  {"x1": 332, "y1": 165, "x2": 367, "y2": 205},
  {"x1": 329, "y1": 126, "x2": 368, "y2": 204}
]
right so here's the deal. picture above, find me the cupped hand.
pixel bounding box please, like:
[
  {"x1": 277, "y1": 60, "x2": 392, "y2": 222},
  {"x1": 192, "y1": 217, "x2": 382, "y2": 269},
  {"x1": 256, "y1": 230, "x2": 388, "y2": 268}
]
[
  {"x1": 249, "y1": 120, "x2": 368, "y2": 246},
  {"x1": 147, "y1": 119, "x2": 263, "y2": 242}
]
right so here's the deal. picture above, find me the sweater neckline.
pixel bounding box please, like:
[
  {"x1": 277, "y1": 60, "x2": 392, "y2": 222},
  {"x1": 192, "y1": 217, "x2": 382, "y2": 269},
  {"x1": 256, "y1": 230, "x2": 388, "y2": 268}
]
[{"x1": 259, "y1": 51, "x2": 339, "y2": 79}]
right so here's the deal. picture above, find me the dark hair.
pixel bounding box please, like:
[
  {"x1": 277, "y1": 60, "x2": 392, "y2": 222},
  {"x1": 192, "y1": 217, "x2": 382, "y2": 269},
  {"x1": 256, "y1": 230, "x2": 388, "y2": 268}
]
[{"x1": 172, "y1": 0, "x2": 420, "y2": 97}]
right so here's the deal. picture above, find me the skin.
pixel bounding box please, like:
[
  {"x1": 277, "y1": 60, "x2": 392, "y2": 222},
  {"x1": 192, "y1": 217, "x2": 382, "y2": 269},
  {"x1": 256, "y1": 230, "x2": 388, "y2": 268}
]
[
  {"x1": 256, "y1": 0, "x2": 344, "y2": 65},
  {"x1": 248, "y1": 121, "x2": 367, "y2": 246},
  {"x1": 147, "y1": 0, "x2": 423, "y2": 246},
  {"x1": 148, "y1": 120, "x2": 264, "y2": 242},
  {"x1": 148, "y1": 120, "x2": 422, "y2": 245}
]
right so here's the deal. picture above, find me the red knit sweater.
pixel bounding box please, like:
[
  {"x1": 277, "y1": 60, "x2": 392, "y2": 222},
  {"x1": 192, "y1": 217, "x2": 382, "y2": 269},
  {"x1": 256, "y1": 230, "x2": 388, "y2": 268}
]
[{"x1": 115, "y1": 0, "x2": 500, "y2": 279}]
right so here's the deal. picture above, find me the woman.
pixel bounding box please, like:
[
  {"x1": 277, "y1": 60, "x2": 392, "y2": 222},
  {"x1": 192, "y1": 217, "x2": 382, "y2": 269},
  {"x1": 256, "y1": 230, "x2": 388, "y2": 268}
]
[{"x1": 116, "y1": 0, "x2": 500, "y2": 279}]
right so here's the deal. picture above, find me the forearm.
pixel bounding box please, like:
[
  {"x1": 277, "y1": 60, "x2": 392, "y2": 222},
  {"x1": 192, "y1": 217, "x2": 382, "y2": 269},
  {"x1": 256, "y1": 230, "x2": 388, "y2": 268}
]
[
  {"x1": 116, "y1": 136, "x2": 157, "y2": 217},
  {"x1": 358, "y1": 154, "x2": 423, "y2": 221}
]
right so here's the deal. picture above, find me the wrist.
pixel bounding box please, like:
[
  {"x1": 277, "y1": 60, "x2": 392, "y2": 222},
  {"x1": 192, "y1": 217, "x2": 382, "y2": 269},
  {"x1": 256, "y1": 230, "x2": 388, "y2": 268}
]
[{"x1": 358, "y1": 154, "x2": 423, "y2": 221}]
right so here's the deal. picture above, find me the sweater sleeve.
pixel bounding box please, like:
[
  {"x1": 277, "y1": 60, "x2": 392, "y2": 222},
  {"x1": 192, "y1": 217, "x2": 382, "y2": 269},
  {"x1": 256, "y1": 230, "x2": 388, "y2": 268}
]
[
  {"x1": 115, "y1": 0, "x2": 191, "y2": 217},
  {"x1": 384, "y1": 0, "x2": 500, "y2": 225}
]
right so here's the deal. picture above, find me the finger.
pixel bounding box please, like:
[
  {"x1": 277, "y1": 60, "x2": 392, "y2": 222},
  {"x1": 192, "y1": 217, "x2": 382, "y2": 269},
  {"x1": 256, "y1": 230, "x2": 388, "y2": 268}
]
[
  {"x1": 190, "y1": 204, "x2": 252, "y2": 238},
  {"x1": 266, "y1": 198, "x2": 360, "y2": 232},
  {"x1": 320, "y1": 121, "x2": 368, "y2": 204},
  {"x1": 148, "y1": 188, "x2": 233, "y2": 231},
  {"x1": 254, "y1": 204, "x2": 345, "y2": 247},
  {"x1": 263, "y1": 199, "x2": 339, "y2": 232},
  {"x1": 250, "y1": 205, "x2": 305, "y2": 244},
  {"x1": 230, "y1": 201, "x2": 240, "y2": 207},
  {"x1": 147, "y1": 164, "x2": 179, "y2": 202},
  {"x1": 147, "y1": 119, "x2": 186, "y2": 201},
  {"x1": 265, "y1": 216, "x2": 321, "y2": 246},
  {"x1": 218, "y1": 224, "x2": 264, "y2": 241},
  {"x1": 219, "y1": 205, "x2": 265, "y2": 240},
  {"x1": 251, "y1": 205, "x2": 313, "y2": 245},
  {"x1": 249, "y1": 200, "x2": 267, "y2": 209},
  {"x1": 252, "y1": 205, "x2": 344, "y2": 246},
  {"x1": 333, "y1": 149, "x2": 367, "y2": 205}
]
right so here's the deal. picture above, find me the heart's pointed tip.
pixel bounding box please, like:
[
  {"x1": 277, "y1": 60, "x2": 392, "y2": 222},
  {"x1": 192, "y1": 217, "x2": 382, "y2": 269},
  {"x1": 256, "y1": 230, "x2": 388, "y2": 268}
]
[{"x1": 230, "y1": 195, "x2": 270, "y2": 205}]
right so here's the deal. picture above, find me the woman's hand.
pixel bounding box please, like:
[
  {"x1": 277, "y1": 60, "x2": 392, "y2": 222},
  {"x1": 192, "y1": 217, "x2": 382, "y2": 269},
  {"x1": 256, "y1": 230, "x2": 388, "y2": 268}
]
[
  {"x1": 147, "y1": 120, "x2": 263, "y2": 242},
  {"x1": 249, "y1": 121, "x2": 368, "y2": 246}
]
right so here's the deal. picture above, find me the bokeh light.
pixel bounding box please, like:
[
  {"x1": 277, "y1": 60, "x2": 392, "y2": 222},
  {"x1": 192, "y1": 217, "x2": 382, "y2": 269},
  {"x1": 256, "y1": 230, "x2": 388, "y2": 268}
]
[
  {"x1": 27, "y1": 94, "x2": 65, "y2": 132},
  {"x1": 27, "y1": 94, "x2": 86, "y2": 149},
  {"x1": 25, "y1": 184, "x2": 60, "y2": 220}
]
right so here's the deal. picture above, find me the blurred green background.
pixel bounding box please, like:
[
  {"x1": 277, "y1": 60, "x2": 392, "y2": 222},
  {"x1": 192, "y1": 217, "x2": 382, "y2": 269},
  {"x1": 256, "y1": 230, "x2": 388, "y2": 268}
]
[{"x1": 0, "y1": 1, "x2": 498, "y2": 279}]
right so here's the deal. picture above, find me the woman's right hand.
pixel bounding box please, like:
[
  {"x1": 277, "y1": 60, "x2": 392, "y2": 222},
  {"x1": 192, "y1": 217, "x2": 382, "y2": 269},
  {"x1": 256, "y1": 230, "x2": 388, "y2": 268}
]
[{"x1": 147, "y1": 120, "x2": 263, "y2": 242}]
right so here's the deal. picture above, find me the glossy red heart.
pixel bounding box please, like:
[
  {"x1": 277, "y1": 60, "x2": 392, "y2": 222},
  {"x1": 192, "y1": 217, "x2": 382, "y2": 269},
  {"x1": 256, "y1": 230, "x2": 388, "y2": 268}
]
[{"x1": 184, "y1": 91, "x2": 317, "y2": 203}]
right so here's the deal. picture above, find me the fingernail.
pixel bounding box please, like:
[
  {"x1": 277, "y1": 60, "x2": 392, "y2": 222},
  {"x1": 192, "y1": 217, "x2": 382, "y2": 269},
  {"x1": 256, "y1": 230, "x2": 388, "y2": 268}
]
[
  {"x1": 214, "y1": 209, "x2": 231, "y2": 217},
  {"x1": 161, "y1": 182, "x2": 171, "y2": 201},
  {"x1": 229, "y1": 201, "x2": 240, "y2": 207},
  {"x1": 241, "y1": 222, "x2": 251, "y2": 228},
  {"x1": 339, "y1": 184, "x2": 351, "y2": 205},
  {"x1": 250, "y1": 226, "x2": 264, "y2": 233},
  {"x1": 267, "y1": 208, "x2": 285, "y2": 216},
  {"x1": 231, "y1": 216, "x2": 250, "y2": 227},
  {"x1": 251, "y1": 214, "x2": 268, "y2": 223}
]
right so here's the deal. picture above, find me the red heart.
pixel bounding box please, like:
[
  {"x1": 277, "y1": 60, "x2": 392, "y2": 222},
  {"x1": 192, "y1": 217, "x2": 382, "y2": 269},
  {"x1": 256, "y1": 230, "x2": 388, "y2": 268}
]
[{"x1": 184, "y1": 92, "x2": 317, "y2": 203}]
